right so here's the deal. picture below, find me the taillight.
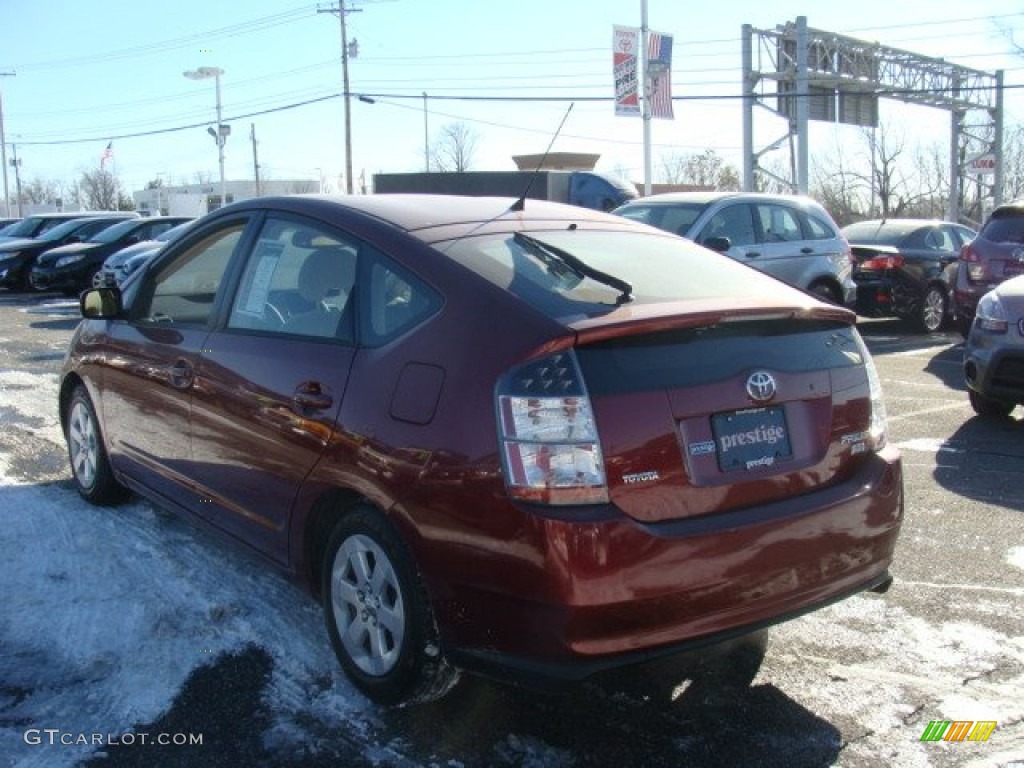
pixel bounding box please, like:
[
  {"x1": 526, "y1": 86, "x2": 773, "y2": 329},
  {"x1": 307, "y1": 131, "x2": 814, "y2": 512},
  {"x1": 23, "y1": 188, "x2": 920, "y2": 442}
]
[
  {"x1": 859, "y1": 254, "x2": 904, "y2": 271},
  {"x1": 496, "y1": 351, "x2": 608, "y2": 505},
  {"x1": 854, "y1": 329, "x2": 887, "y2": 451},
  {"x1": 960, "y1": 243, "x2": 986, "y2": 281}
]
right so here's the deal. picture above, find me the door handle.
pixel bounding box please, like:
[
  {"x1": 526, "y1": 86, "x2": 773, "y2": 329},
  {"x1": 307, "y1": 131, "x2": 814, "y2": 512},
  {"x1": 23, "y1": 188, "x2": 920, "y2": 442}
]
[
  {"x1": 801, "y1": 246, "x2": 814, "y2": 254},
  {"x1": 744, "y1": 251, "x2": 762, "y2": 258},
  {"x1": 168, "y1": 358, "x2": 194, "y2": 389},
  {"x1": 292, "y1": 382, "x2": 333, "y2": 411}
]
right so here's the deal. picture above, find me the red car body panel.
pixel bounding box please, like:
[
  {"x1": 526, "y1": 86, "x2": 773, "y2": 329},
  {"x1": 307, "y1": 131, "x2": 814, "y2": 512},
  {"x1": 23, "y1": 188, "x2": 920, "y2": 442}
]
[{"x1": 61, "y1": 194, "x2": 903, "y2": 685}]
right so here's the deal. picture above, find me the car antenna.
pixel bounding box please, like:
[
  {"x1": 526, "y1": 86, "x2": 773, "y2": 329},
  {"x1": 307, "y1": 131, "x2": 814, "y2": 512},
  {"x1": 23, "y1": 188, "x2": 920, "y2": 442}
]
[{"x1": 509, "y1": 103, "x2": 574, "y2": 213}]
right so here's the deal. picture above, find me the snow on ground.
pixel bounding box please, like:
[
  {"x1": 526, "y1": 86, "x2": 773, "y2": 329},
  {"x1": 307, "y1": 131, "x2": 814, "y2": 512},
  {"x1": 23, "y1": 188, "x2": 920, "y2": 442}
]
[{"x1": 0, "y1": 364, "x2": 380, "y2": 767}]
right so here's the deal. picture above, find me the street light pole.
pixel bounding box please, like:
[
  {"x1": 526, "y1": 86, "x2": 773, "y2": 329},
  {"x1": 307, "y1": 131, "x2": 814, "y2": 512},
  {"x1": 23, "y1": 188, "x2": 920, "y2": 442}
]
[
  {"x1": 0, "y1": 71, "x2": 14, "y2": 218},
  {"x1": 183, "y1": 66, "x2": 227, "y2": 209}
]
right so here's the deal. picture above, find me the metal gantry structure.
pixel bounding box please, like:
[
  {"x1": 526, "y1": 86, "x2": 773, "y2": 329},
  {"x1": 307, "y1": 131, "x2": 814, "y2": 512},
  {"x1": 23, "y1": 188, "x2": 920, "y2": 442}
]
[{"x1": 742, "y1": 16, "x2": 1003, "y2": 223}]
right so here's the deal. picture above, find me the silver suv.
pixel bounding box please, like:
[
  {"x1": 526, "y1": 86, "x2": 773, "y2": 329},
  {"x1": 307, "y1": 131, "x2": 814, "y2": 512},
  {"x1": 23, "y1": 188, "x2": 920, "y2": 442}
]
[{"x1": 614, "y1": 192, "x2": 855, "y2": 305}]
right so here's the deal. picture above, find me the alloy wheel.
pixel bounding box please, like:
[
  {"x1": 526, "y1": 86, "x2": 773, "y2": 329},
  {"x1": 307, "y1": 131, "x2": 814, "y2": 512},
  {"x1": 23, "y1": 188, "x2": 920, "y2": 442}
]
[{"x1": 330, "y1": 533, "x2": 406, "y2": 677}]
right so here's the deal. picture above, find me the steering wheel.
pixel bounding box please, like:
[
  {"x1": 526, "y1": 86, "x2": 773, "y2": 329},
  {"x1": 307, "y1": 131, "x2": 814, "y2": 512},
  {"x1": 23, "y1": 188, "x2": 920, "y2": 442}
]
[{"x1": 264, "y1": 302, "x2": 286, "y2": 327}]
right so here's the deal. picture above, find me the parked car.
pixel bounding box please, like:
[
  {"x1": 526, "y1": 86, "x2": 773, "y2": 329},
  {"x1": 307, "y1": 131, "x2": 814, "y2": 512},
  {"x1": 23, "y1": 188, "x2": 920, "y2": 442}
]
[
  {"x1": 92, "y1": 219, "x2": 196, "y2": 288},
  {"x1": 613, "y1": 191, "x2": 856, "y2": 305},
  {"x1": 31, "y1": 216, "x2": 192, "y2": 295},
  {"x1": 0, "y1": 214, "x2": 139, "y2": 291},
  {"x1": 963, "y1": 274, "x2": 1024, "y2": 417},
  {"x1": 842, "y1": 219, "x2": 976, "y2": 333},
  {"x1": 0, "y1": 211, "x2": 137, "y2": 244},
  {"x1": 0, "y1": 217, "x2": 20, "y2": 232},
  {"x1": 955, "y1": 201, "x2": 1024, "y2": 336},
  {"x1": 62, "y1": 195, "x2": 903, "y2": 705}
]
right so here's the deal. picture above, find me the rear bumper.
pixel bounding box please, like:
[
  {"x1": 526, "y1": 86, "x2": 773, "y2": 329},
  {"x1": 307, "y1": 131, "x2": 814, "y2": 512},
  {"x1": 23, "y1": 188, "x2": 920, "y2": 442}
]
[
  {"x1": 433, "y1": 446, "x2": 903, "y2": 683},
  {"x1": 964, "y1": 332, "x2": 1024, "y2": 403}
]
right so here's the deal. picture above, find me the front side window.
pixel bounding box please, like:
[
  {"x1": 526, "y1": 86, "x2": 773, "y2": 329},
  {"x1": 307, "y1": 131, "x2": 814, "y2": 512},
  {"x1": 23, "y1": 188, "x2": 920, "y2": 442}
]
[
  {"x1": 132, "y1": 222, "x2": 244, "y2": 326},
  {"x1": 227, "y1": 216, "x2": 357, "y2": 342}
]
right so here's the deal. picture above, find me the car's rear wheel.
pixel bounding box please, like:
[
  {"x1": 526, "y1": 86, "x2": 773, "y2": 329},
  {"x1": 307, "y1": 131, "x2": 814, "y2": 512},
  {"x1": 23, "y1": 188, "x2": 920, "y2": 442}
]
[
  {"x1": 919, "y1": 285, "x2": 947, "y2": 333},
  {"x1": 968, "y1": 390, "x2": 1015, "y2": 418},
  {"x1": 65, "y1": 385, "x2": 129, "y2": 504},
  {"x1": 322, "y1": 504, "x2": 459, "y2": 705},
  {"x1": 809, "y1": 281, "x2": 840, "y2": 305}
]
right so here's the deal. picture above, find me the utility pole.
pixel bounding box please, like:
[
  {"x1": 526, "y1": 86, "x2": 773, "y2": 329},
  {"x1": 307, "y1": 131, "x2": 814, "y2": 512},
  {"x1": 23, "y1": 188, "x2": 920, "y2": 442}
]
[
  {"x1": 0, "y1": 71, "x2": 14, "y2": 218},
  {"x1": 250, "y1": 123, "x2": 261, "y2": 197},
  {"x1": 319, "y1": 1, "x2": 361, "y2": 194},
  {"x1": 11, "y1": 143, "x2": 22, "y2": 217}
]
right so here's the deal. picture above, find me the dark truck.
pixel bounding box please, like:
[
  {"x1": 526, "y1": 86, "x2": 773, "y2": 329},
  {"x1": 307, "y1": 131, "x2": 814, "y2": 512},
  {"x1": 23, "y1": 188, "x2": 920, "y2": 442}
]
[{"x1": 372, "y1": 171, "x2": 637, "y2": 211}]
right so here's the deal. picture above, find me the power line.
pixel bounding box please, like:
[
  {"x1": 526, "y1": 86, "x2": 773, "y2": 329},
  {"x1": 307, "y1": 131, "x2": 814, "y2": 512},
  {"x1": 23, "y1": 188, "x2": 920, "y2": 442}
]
[{"x1": 16, "y1": 81, "x2": 1024, "y2": 147}]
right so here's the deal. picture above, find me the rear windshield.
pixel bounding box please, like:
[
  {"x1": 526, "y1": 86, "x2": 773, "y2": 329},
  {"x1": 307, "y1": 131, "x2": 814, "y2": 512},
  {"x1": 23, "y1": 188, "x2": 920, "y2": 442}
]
[
  {"x1": 441, "y1": 229, "x2": 794, "y2": 321},
  {"x1": 843, "y1": 223, "x2": 910, "y2": 245},
  {"x1": 981, "y1": 213, "x2": 1024, "y2": 243}
]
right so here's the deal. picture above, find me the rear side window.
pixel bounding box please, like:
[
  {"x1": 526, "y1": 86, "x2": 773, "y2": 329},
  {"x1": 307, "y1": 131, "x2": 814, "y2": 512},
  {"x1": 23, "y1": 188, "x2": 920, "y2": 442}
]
[{"x1": 360, "y1": 251, "x2": 442, "y2": 347}]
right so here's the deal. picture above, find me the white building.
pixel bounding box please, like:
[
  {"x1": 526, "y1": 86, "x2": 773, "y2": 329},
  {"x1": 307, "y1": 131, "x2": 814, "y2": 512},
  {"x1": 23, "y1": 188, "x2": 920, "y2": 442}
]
[{"x1": 132, "y1": 179, "x2": 322, "y2": 217}]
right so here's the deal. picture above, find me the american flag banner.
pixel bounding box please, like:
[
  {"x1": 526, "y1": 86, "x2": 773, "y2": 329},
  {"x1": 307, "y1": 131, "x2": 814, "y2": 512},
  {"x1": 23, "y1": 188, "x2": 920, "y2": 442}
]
[
  {"x1": 647, "y1": 31, "x2": 674, "y2": 120},
  {"x1": 100, "y1": 142, "x2": 113, "y2": 169},
  {"x1": 613, "y1": 26, "x2": 641, "y2": 117}
]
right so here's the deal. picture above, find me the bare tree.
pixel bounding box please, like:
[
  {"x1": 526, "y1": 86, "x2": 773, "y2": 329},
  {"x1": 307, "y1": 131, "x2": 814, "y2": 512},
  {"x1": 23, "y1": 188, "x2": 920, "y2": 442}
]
[
  {"x1": 659, "y1": 149, "x2": 740, "y2": 190},
  {"x1": 18, "y1": 177, "x2": 61, "y2": 206},
  {"x1": 810, "y1": 142, "x2": 868, "y2": 226},
  {"x1": 79, "y1": 169, "x2": 133, "y2": 210},
  {"x1": 430, "y1": 122, "x2": 478, "y2": 172}
]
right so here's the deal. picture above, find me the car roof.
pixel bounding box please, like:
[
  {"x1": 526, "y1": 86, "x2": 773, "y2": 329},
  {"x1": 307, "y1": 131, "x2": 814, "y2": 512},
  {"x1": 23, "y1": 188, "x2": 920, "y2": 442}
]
[
  {"x1": 844, "y1": 218, "x2": 953, "y2": 233},
  {"x1": 618, "y1": 191, "x2": 826, "y2": 208},
  {"x1": 223, "y1": 194, "x2": 651, "y2": 238}
]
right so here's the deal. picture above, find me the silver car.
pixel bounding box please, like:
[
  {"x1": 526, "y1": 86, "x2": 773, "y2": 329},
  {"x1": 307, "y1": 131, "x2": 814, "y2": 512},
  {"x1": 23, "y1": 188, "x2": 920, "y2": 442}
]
[
  {"x1": 614, "y1": 192, "x2": 856, "y2": 305},
  {"x1": 963, "y1": 274, "x2": 1024, "y2": 417}
]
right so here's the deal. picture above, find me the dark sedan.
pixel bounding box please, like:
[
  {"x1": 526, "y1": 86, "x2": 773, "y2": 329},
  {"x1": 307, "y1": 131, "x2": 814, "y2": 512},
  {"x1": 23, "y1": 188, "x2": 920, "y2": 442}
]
[
  {"x1": 0, "y1": 214, "x2": 138, "y2": 290},
  {"x1": 843, "y1": 219, "x2": 976, "y2": 333},
  {"x1": 31, "y1": 216, "x2": 193, "y2": 295},
  {"x1": 62, "y1": 194, "x2": 902, "y2": 705}
]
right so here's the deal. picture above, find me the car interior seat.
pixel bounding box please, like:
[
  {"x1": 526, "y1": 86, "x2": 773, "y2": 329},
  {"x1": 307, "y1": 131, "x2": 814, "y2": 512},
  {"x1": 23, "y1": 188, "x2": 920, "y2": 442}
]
[{"x1": 286, "y1": 246, "x2": 356, "y2": 337}]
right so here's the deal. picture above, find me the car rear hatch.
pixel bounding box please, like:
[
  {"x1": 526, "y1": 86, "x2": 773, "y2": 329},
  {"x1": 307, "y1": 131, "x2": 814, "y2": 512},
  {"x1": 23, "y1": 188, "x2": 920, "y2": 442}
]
[{"x1": 570, "y1": 306, "x2": 873, "y2": 523}]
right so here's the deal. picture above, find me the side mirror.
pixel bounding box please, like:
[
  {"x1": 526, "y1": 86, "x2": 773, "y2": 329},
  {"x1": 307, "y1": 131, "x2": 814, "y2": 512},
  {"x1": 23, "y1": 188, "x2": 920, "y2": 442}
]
[
  {"x1": 703, "y1": 236, "x2": 732, "y2": 253},
  {"x1": 80, "y1": 287, "x2": 122, "y2": 319}
]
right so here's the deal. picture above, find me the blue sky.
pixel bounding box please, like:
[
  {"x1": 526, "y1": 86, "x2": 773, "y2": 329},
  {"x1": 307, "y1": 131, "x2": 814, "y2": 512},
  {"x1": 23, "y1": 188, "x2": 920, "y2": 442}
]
[{"x1": 1, "y1": 0, "x2": 1023, "y2": 197}]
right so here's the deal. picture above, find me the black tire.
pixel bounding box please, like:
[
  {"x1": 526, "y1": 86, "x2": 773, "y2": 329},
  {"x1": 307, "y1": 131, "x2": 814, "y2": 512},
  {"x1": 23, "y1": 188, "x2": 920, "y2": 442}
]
[
  {"x1": 968, "y1": 389, "x2": 1015, "y2": 418},
  {"x1": 64, "y1": 385, "x2": 129, "y2": 504},
  {"x1": 956, "y1": 315, "x2": 973, "y2": 339},
  {"x1": 322, "y1": 505, "x2": 459, "y2": 706},
  {"x1": 919, "y1": 285, "x2": 947, "y2": 333}
]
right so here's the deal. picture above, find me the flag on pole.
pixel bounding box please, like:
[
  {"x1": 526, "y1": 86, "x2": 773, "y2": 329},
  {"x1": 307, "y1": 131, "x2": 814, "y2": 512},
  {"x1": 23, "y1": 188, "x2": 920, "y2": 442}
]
[
  {"x1": 613, "y1": 26, "x2": 641, "y2": 117},
  {"x1": 100, "y1": 142, "x2": 113, "y2": 169},
  {"x1": 647, "y1": 31, "x2": 674, "y2": 119}
]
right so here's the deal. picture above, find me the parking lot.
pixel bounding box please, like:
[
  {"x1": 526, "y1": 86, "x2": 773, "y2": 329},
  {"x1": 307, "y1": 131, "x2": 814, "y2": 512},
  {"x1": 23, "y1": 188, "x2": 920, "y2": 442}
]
[{"x1": 1, "y1": 293, "x2": 1022, "y2": 768}]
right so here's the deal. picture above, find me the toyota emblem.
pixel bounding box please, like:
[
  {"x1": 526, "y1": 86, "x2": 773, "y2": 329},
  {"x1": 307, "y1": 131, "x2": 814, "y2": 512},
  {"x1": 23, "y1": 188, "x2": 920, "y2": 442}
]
[{"x1": 746, "y1": 371, "x2": 777, "y2": 402}]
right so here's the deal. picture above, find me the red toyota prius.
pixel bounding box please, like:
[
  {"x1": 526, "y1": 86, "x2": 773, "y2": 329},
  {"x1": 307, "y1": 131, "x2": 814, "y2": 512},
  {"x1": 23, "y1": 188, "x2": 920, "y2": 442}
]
[{"x1": 61, "y1": 194, "x2": 903, "y2": 705}]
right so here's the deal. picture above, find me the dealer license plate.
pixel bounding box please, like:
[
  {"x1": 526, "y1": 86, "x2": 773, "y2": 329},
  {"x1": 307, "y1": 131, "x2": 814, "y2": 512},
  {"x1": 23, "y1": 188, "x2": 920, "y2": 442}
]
[{"x1": 711, "y1": 405, "x2": 792, "y2": 472}]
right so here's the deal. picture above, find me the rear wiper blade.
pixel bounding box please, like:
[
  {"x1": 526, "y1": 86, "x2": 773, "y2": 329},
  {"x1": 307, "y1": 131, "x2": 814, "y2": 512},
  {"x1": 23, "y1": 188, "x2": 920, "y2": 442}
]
[{"x1": 513, "y1": 231, "x2": 633, "y2": 305}]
